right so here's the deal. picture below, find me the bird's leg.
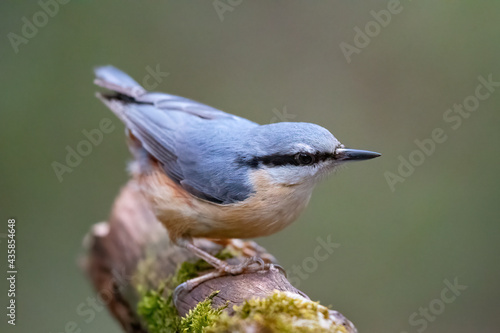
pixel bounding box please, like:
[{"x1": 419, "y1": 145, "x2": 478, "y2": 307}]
[
  {"x1": 175, "y1": 240, "x2": 284, "y2": 297},
  {"x1": 185, "y1": 242, "x2": 269, "y2": 275},
  {"x1": 176, "y1": 268, "x2": 227, "y2": 294},
  {"x1": 175, "y1": 241, "x2": 274, "y2": 297},
  {"x1": 211, "y1": 238, "x2": 276, "y2": 263},
  {"x1": 184, "y1": 242, "x2": 230, "y2": 270}
]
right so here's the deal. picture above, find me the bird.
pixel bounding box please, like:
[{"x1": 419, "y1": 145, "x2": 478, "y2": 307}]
[{"x1": 94, "y1": 65, "x2": 381, "y2": 285}]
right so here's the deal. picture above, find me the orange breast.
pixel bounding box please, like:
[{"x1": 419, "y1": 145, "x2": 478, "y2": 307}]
[{"x1": 136, "y1": 164, "x2": 313, "y2": 242}]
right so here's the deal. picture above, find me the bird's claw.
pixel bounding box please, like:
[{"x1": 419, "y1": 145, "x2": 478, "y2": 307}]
[{"x1": 222, "y1": 256, "x2": 269, "y2": 275}]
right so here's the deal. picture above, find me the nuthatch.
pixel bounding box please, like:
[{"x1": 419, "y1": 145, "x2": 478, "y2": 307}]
[{"x1": 94, "y1": 66, "x2": 380, "y2": 281}]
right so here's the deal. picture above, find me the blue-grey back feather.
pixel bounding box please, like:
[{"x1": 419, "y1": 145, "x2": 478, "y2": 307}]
[{"x1": 95, "y1": 66, "x2": 258, "y2": 204}]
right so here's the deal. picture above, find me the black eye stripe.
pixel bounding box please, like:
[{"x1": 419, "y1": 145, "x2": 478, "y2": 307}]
[{"x1": 242, "y1": 152, "x2": 336, "y2": 168}]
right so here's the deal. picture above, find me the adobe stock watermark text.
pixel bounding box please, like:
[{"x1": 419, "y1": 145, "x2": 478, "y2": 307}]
[{"x1": 385, "y1": 74, "x2": 499, "y2": 191}]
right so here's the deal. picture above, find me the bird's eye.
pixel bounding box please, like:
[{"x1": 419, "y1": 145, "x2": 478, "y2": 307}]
[{"x1": 295, "y1": 153, "x2": 315, "y2": 165}]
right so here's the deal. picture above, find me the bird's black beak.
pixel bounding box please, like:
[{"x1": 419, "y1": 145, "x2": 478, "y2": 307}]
[{"x1": 334, "y1": 148, "x2": 381, "y2": 162}]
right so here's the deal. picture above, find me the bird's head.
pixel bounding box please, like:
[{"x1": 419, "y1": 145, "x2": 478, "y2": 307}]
[{"x1": 241, "y1": 122, "x2": 380, "y2": 187}]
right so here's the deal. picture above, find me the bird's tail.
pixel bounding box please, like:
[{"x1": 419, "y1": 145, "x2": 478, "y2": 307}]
[
  {"x1": 94, "y1": 65, "x2": 150, "y2": 124},
  {"x1": 94, "y1": 66, "x2": 154, "y2": 172},
  {"x1": 94, "y1": 65, "x2": 146, "y2": 98}
]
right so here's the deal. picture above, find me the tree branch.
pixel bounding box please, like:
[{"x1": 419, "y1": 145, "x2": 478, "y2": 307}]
[{"x1": 82, "y1": 181, "x2": 357, "y2": 332}]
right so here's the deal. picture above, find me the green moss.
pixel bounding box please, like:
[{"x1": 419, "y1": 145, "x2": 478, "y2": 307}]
[
  {"x1": 137, "y1": 281, "x2": 179, "y2": 333},
  {"x1": 207, "y1": 291, "x2": 350, "y2": 333},
  {"x1": 172, "y1": 249, "x2": 234, "y2": 286},
  {"x1": 179, "y1": 291, "x2": 228, "y2": 333},
  {"x1": 136, "y1": 250, "x2": 349, "y2": 332},
  {"x1": 136, "y1": 249, "x2": 234, "y2": 333}
]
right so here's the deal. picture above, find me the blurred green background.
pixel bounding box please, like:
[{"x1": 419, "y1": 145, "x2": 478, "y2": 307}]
[{"x1": 1, "y1": 1, "x2": 499, "y2": 332}]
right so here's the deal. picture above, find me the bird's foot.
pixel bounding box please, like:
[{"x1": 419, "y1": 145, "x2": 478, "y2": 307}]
[
  {"x1": 173, "y1": 261, "x2": 282, "y2": 306},
  {"x1": 178, "y1": 243, "x2": 277, "y2": 290},
  {"x1": 219, "y1": 255, "x2": 269, "y2": 275},
  {"x1": 176, "y1": 241, "x2": 285, "y2": 295},
  {"x1": 185, "y1": 242, "x2": 275, "y2": 275},
  {"x1": 211, "y1": 238, "x2": 276, "y2": 263}
]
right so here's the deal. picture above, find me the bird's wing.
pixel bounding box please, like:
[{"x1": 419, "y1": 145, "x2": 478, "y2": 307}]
[
  {"x1": 94, "y1": 66, "x2": 257, "y2": 204},
  {"x1": 95, "y1": 65, "x2": 236, "y2": 120}
]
